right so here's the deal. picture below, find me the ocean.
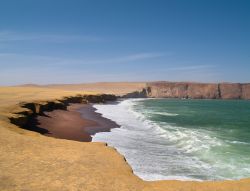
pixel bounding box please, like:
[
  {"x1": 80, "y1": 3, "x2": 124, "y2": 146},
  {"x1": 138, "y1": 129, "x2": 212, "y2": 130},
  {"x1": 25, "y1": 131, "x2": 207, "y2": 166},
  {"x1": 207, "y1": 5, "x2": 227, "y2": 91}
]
[{"x1": 92, "y1": 98, "x2": 250, "y2": 181}]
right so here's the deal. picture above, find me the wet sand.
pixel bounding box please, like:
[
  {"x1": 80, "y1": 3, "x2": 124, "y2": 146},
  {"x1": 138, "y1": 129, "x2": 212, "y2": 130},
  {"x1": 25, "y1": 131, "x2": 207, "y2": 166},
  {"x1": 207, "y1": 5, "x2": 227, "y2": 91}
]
[{"x1": 35, "y1": 104, "x2": 119, "y2": 142}]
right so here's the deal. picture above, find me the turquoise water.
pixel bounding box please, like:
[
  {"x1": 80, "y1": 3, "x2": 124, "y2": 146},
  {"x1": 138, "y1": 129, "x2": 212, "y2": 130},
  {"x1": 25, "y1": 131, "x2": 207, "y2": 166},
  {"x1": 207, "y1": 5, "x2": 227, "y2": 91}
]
[{"x1": 93, "y1": 99, "x2": 250, "y2": 181}]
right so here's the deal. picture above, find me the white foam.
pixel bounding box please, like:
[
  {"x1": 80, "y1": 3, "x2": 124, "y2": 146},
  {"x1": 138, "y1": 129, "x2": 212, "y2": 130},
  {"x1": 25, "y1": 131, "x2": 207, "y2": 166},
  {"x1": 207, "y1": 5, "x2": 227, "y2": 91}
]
[
  {"x1": 148, "y1": 111, "x2": 179, "y2": 116},
  {"x1": 226, "y1": 140, "x2": 250, "y2": 145},
  {"x1": 91, "y1": 99, "x2": 250, "y2": 181}
]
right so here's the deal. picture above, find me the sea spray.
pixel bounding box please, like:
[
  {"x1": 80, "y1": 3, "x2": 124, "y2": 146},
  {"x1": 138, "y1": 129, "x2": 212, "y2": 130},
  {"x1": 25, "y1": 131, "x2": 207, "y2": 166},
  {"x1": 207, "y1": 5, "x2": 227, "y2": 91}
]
[{"x1": 92, "y1": 99, "x2": 250, "y2": 181}]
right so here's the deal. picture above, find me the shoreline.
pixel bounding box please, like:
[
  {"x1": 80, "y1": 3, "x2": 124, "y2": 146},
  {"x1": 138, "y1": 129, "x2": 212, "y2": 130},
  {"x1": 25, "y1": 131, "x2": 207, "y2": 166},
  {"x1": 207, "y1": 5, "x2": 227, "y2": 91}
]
[
  {"x1": 93, "y1": 98, "x2": 250, "y2": 182},
  {"x1": 1, "y1": 87, "x2": 250, "y2": 191},
  {"x1": 33, "y1": 103, "x2": 119, "y2": 142},
  {"x1": 36, "y1": 99, "x2": 250, "y2": 182}
]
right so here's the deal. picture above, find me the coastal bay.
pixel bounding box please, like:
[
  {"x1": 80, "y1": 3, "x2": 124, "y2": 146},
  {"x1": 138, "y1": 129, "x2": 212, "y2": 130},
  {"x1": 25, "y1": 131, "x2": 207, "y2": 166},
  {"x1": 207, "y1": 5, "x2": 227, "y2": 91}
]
[{"x1": 0, "y1": 86, "x2": 250, "y2": 191}]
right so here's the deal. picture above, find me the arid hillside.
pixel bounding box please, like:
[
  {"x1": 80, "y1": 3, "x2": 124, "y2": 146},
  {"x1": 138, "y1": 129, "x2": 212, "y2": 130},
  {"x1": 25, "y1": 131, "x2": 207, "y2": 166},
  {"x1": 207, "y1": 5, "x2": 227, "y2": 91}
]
[{"x1": 19, "y1": 82, "x2": 147, "y2": 96}]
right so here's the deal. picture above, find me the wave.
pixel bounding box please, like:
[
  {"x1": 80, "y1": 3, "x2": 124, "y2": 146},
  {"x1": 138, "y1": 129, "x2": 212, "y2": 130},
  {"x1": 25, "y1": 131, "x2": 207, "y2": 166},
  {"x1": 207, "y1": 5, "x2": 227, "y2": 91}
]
[
  {"x1": 225, "y1": 140, "x2": 250, "y2": 145},
  {"x1": 147, "y1": 111, "x2": 179, "y2": 116},
  {"x1": 92, "y1": 99, "x2": 250, "y2": 181}
]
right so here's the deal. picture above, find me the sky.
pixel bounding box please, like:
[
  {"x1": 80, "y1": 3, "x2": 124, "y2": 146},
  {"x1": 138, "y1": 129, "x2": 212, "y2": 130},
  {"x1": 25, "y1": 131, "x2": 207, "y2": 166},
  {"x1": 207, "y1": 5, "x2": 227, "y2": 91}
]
[{"x1": 0, "y1": 0, "x2": 249, "y2": 85}]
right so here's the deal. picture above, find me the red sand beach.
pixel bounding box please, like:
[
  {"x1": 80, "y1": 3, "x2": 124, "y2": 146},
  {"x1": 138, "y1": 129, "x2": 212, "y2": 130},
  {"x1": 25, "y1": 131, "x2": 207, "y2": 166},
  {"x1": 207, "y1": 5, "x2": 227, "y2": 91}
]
[{"x1": 35, "y1": 104, "x2": 119, "y2": 142}]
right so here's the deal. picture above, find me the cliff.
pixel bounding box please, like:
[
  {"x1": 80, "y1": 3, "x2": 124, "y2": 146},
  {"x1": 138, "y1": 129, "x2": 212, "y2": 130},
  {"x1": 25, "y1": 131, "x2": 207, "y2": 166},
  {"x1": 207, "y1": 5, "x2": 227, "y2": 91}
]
[
  {"x1": 146, "y1": 82, "x2": 250, "y2": 99},
  {"x1": 9, "y1": 94, "x2": 116, "y2": 133},
  {"x1": 242, "y1": 84, "x2": 250, "y2": 99}
]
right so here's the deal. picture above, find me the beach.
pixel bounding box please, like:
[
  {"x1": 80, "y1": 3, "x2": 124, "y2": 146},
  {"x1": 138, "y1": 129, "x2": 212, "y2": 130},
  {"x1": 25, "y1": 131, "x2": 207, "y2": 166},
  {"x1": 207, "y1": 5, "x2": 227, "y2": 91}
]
[
  {"x1": 33, "y1": 104, "x2": 119, "y2": 142},
  {"x1": 0, "y1": 86, "x2": 250, "y2": 191}
]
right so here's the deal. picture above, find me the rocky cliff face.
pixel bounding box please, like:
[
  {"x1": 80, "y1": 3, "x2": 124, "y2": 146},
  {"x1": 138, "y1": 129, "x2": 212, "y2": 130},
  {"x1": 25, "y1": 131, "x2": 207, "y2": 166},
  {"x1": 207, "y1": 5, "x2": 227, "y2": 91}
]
[
  {"x1": 146, "y1": 82, "x2": 250, "y2": 99},
  {"x1": 147, "y1": 82, "x2": 188, "y2": 98},
  {"x1": 187, "y1": 83, "x2": 219, "y2": 99},
  {"x1": 219, "y1": 83, "x2": 242, "y2": 99},
  {"x1": 242, "y1": 84, "x2": 250, "y2": 99}
]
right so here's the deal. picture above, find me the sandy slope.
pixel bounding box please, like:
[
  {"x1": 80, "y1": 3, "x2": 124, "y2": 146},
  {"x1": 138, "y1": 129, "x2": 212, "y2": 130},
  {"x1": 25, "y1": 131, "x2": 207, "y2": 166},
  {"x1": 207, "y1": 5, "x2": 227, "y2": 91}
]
[
  {"x1": 19, "y1": 82, "x2": 147, "y2": 96},
  {"x1": 0, "y1": 86, "x2": 249, "y2": 191}
]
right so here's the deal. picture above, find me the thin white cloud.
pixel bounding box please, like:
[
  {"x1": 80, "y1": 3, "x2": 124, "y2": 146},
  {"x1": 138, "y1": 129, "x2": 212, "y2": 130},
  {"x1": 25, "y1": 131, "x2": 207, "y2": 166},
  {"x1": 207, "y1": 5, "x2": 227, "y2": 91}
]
[
  {"x1": 88, "y1": 52, "x2": 164, "y2": 64},
  {"x1": 167, "y1": 64, "x2": 216, "y2": 71},
  {"x1": 0, "y1": 31, "x2": 102, "y2": 43},
  {"x1": 0, "y1": 52, "x2": 164, "y2": 69}
]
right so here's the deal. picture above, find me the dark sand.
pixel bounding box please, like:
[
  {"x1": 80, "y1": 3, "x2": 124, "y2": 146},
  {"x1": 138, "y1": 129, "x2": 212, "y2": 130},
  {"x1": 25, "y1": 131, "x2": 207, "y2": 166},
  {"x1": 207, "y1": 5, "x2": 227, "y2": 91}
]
[{"x1": 35, "y1": 104, "x2": 119, "y2": 142}]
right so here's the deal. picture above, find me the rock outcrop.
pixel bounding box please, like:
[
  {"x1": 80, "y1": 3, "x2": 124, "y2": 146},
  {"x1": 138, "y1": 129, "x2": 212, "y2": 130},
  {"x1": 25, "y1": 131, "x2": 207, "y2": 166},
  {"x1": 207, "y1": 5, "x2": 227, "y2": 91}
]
[
  {"x1": 122, "y1": 88, "x2": 148, "y2": 98},
  {"x1": 146, "y1": 82, "x2": 250, "y2": 99}
]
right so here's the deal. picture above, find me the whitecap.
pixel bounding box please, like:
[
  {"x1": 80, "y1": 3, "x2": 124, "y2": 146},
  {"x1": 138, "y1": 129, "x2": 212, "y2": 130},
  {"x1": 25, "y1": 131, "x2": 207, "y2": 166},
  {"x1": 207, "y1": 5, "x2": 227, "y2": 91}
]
[{"x1": 91, "y1": 99, "x2": 250, "y2": 181}]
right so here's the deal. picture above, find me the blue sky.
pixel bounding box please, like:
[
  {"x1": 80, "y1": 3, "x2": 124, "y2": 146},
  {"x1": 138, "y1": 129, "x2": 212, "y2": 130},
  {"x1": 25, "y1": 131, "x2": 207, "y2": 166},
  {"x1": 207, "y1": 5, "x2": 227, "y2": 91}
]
[{"x1": 0, "y1": 0, "x2": 249, "y2": 85}]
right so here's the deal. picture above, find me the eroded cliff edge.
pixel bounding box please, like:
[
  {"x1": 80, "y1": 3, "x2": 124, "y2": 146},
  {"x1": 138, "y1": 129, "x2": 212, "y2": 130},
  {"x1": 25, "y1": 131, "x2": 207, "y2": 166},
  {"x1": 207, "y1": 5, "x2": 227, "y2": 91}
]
[
  {"x1": 129, "y1": 82, "x2": 250, "y2": 99},
  {"x1": 8, "y1": 94, "x2": 117, "y2": 134}
]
